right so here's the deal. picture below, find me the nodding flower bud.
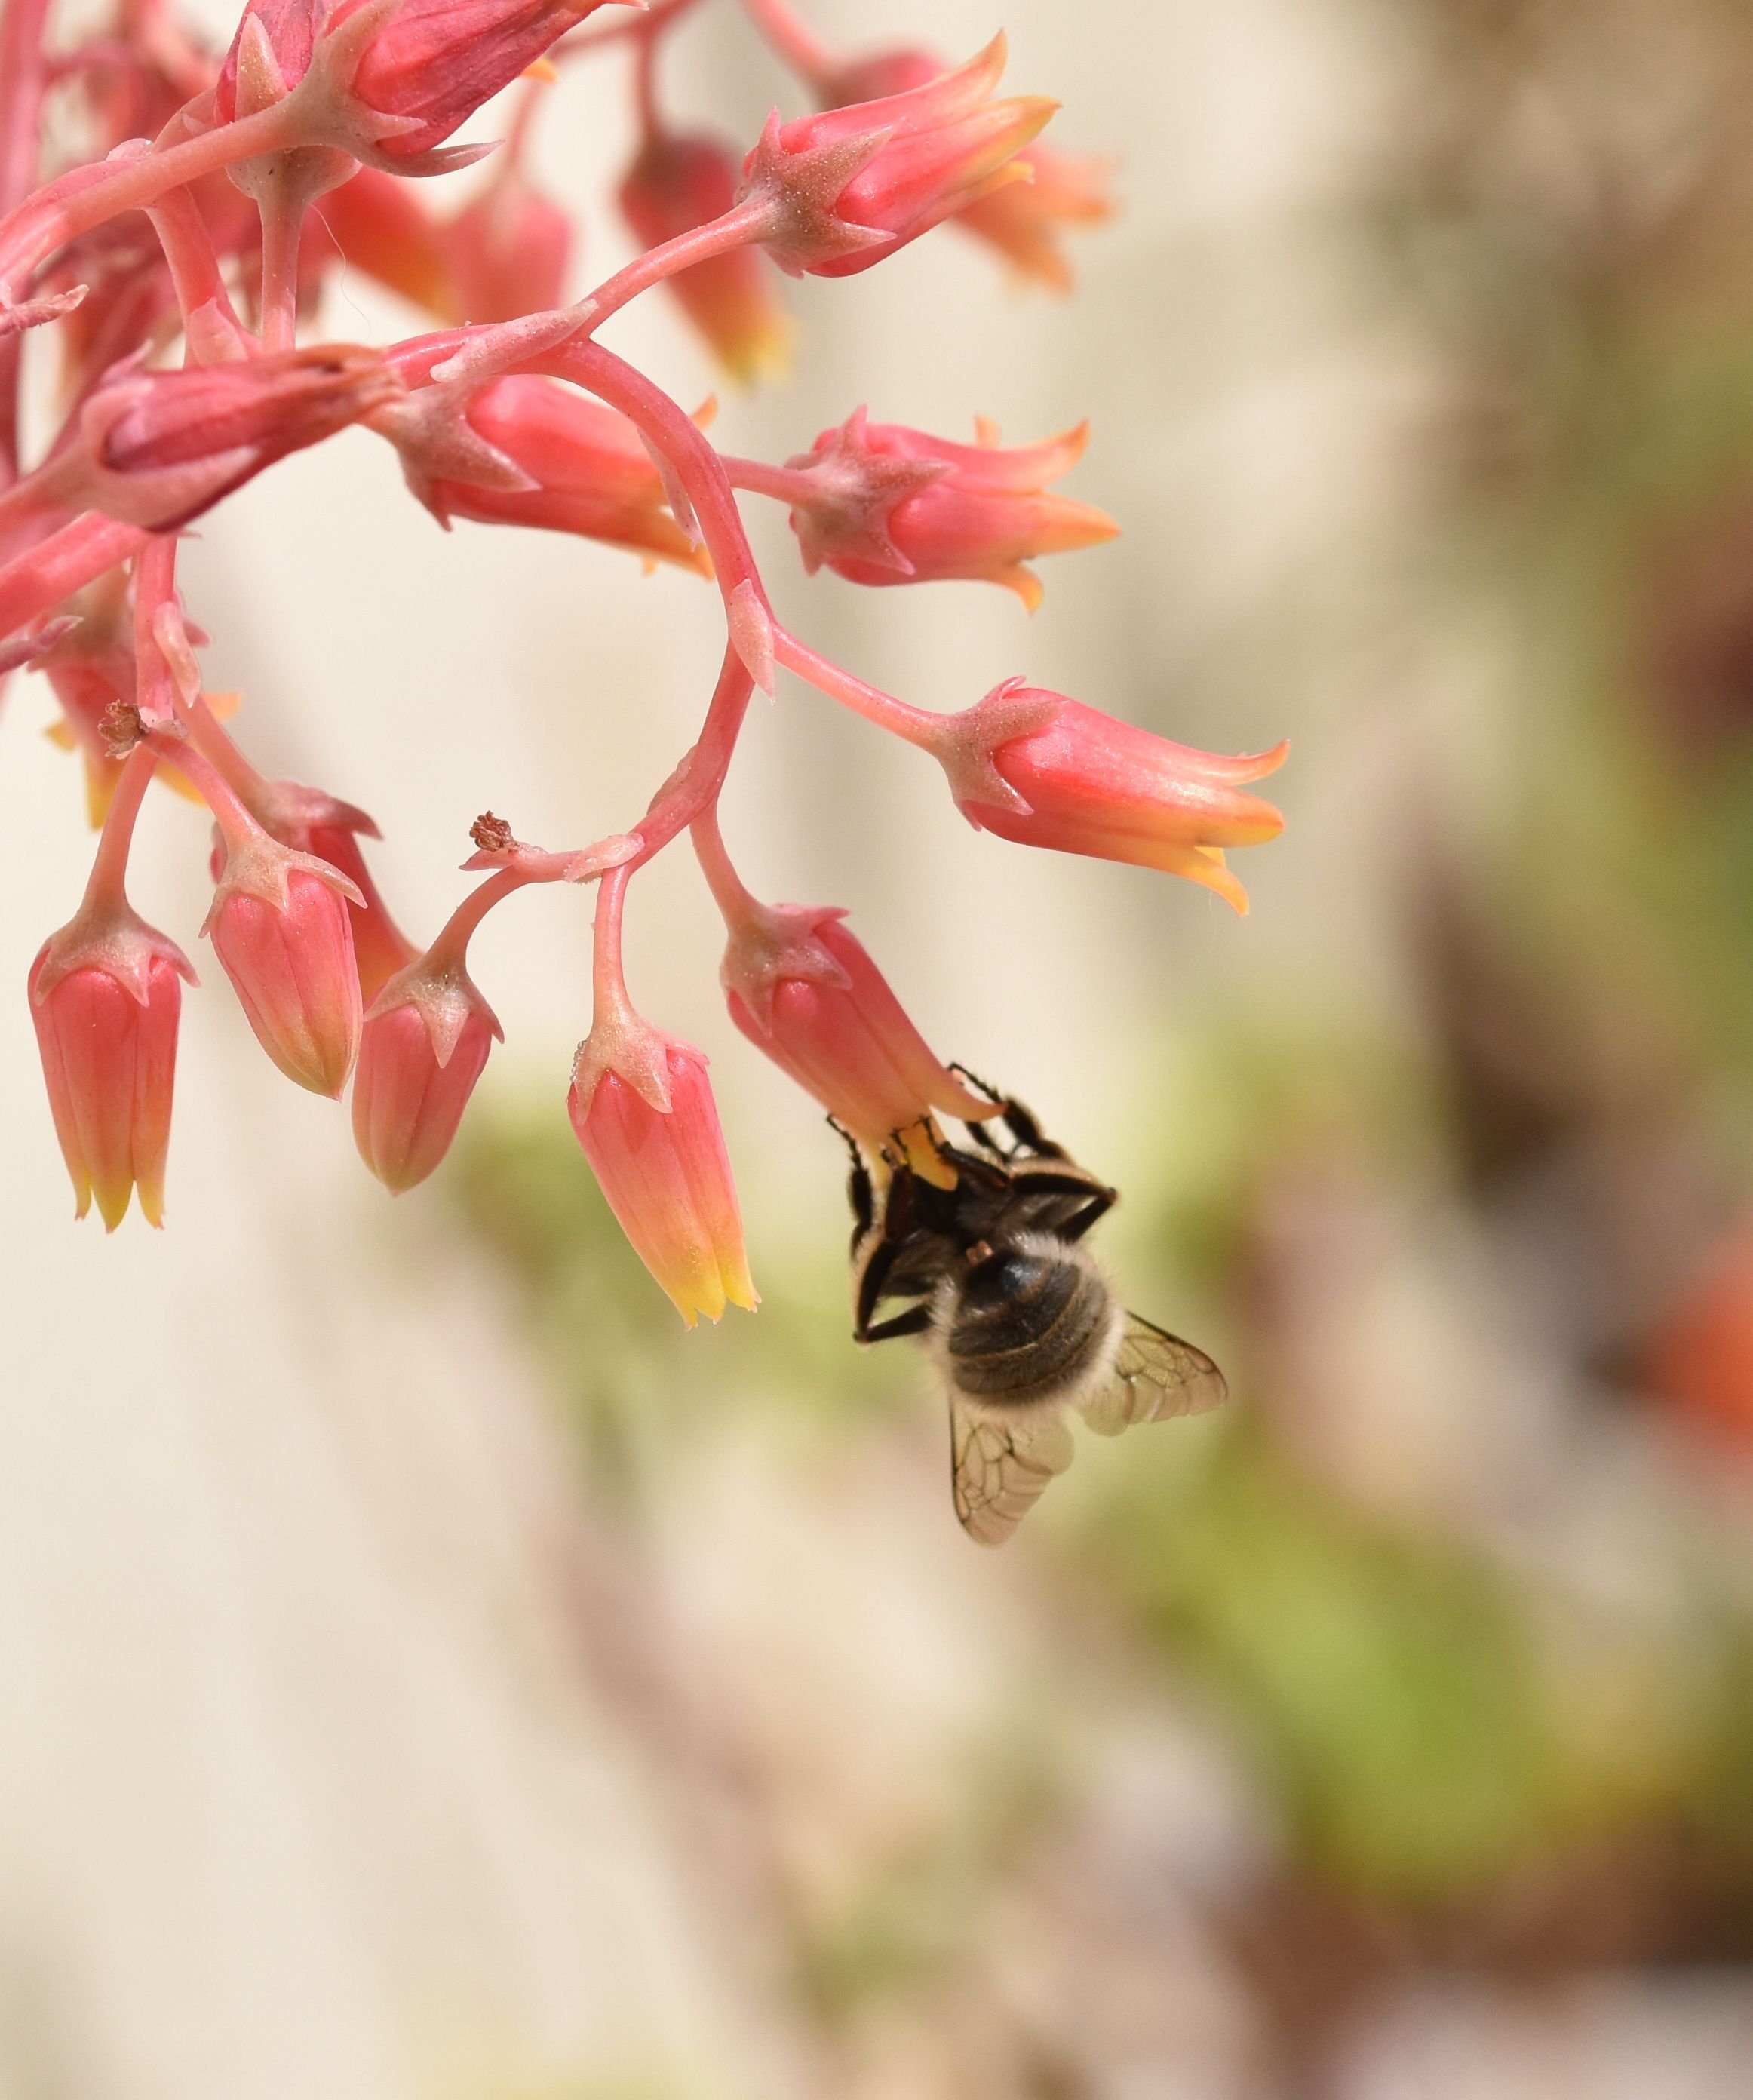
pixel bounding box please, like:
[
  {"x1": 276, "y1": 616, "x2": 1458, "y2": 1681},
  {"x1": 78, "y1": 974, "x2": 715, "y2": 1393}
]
[
  {"x1": 720, "y1": 901, "x2": 990, "y2": 1154},
  {"x1": 619, "y1": 130, "x2": 793, "y2": 383},
  {"x1": 568, "y1": 1024, "x2": 757, "y2": 1327},
  {"x1": 352, "y1": 959, "x2": 502, "y2": 1191},
  {"x1": 440, "y1": 162, "x2": 573, "y2": 322},
  {"x1": 818, "y1": 48, "x2": 1111, "y2": 292},
  {"x1": 321, "y1": 166, "x2": 454, "y2": 314},
  {"x1": 70, "y1": 345, "x2": 401, "y2": 531},
  {"x1": 217, "y1": 0, "x2": 623, "y2": 167},
  {"x1": 738, "y1": 36, "x2": 1055, "y2": 279},
  {"x1": 781, "y1": 407, "x2": 1116, "y2": 609},
  {"x1": 29, "y1": 907, "x2": 195, "y2": 1229},
  {"x1": 391, "y1": 374, "x2": 711, "y2": 574},
  {"x1": 204, "y1": 830, "x2": 365, "y2": 1095},
  {"x1": 930, "y1": 681, "x2": 1288, "y2": 914}
]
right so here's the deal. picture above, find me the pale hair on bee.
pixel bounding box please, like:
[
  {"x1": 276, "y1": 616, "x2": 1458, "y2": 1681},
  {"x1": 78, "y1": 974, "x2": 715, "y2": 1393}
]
[{"x1": 837, "y1": 1072, "x2": 1226, "y2": 1546}]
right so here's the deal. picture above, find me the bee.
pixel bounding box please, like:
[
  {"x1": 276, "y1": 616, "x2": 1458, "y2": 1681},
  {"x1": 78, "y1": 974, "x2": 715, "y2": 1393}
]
[{"x1": 838, "y1": 1074, "x2": 1226, "y2": 1546}]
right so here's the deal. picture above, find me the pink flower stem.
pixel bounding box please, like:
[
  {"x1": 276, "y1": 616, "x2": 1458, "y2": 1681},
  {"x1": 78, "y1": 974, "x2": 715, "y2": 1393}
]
[
  {"x1": 131, "y1": 533, "x2": 178, "y2": 720},
  {"x1": 689, "y1": 797, "x2": 761, "y2": 928},
  {"x1": 540, "y1": 336, "x2": 767, "y2": 605},
  {"x1": 719, "y1": 455, "x2": 824, "y2": 506},
  {"x1": 772, "y1": 626, "x2": 945, "y2": 748},
  {"x1": 256, "y1": 195, "x2": 304, "y2": 353},
  {"x1": 0, "y1": 97, "x2": 300, "y2": 297},
  {"x1": 422, "y1": 864, "x2": 534, "y2": 975},
  {"x1": 575, "y1": 195, "x2": 775, "y2": 334},
  {"x1": 146, "y1": 732, "x2": 262, "y2": 851},
  {"x1": 591, "y1": 861, "x2": 634, "y2": 1020},
  {"x1": 631, "y1": 642, "x2": 756, "y2": 866},
  {"x1": 145, "y1": 186, "x2": 246, "y2": 346},
  {"x1": 0, "y1": 0, "x2": 53, "y2": 479},
  {"x1": 0, "y1": 513, "x2": 148, "y2": 640},
  {"x1": 737, "y1": 0, "x2": 839, "y2": 88},
  {"x1": 81, "y1": 744, "x2": 159, "y2": 909}
]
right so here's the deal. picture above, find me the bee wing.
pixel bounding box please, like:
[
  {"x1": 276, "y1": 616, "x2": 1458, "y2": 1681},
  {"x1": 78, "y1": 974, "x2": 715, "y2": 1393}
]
[
  {"x1": 950, "y1": 1399, "x2": 1076, "y2": 1548},
  {"x1": 1078, "y1": 1312, "x2": 1227, "y2": 1437}
]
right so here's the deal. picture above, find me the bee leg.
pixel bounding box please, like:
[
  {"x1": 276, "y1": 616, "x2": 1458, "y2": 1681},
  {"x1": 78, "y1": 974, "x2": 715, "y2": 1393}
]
[
  {"x1": 961, "y1": 1116, "x2": 1010, "y2": 1160},
  {"x1": 948, "y1": 1061, "x2": 1003, "y2": 1106},
  {"x1": 996, "y1": 1094, "x2": 1067, "y2": 1161},
  {"x1": 1058, "y1": 1187, "x2": 1119, "y2": 1241},
  {"x1": 860, "y1": 1304, "x2": 934, "y2": 1343},
  {"x1": 830, "y1": 1116, "x2": 875, "y2": 1245}
]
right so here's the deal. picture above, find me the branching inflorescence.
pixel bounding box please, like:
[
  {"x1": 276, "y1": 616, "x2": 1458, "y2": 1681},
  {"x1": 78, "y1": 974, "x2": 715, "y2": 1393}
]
[{"x1": 3, "y1": 0, "x2": 1287, "y2": 1323}]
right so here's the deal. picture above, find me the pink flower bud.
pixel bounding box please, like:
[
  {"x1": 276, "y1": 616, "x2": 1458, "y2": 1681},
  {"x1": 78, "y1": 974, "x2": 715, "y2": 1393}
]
[
  {"x1": 72, "y1": 344, "x2": 401, "y2": 530},
  {"x1": 819, "y1": 48, "x2": 1111, "y2": 291},
  {"x1": 217, "y1": 0, "x2": 619, "y2": 164},
  {"x1": 933, "y1": 681, "x2": 1288, "y2": 913},
  {"x1": 619, "y1": 130, "x2": 792, "y2": 383},
  {"x1": 29, "y1": 907, "x2": 195, "y2": 1230},
  {"x1": 352, "y1": 960, "x2": 501, "y2": 1191},
  {"x1": 738, "y1": 36, "x2": 1055, "y2": 279},
  {"x1": 720, "y1": 902, "x2": 988, "y2": 1153},
  {"x1": 441, "y1": 163, "x2": 573, "y2": 323},
  {"x1": 781, "y1": 407, "x2": 1116, "y2": 609},
  {"x1": 568, "y1": 1027, "x2": 757, "y2": 1326},
  {"x1": 399, "y1": 374, "x2": 710, "y2": 574},
  {"x1": 204, "y1": 833, "x2": 365, "y2": 1094}
]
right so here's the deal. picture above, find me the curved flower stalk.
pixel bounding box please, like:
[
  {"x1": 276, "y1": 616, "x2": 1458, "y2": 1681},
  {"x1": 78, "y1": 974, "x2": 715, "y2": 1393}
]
[{"x1": 0, "y1": 0, "x2": 1285, "y2": 1341}]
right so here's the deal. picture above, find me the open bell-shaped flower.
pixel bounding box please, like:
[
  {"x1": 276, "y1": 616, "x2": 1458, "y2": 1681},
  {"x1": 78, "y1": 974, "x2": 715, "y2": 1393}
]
[
  {"x1": 353, "y1": 954, "x2": 502, "y2": 1191},
  {"x1": 204, "y1": 821, "x2": 365, "y2": 1095},
  {"x1": 720, "y1": 899, "x2": 990, "y2": 1155},
  {"x1": 29, "y1": 903, "x2": 195, "y2": 1230},
  {"x1": 568, "y1": 1014, "x2": 757, "y2": 1327},
  {"x1": 780, "y1": 407, "x2": 1116, "y2": 609},
  {"x1": 928, "y1": 680, "x2": 1288, "y2": 913},
  {"x1": 738, "y1": 36, "x2": 1055, "y2": 279}
]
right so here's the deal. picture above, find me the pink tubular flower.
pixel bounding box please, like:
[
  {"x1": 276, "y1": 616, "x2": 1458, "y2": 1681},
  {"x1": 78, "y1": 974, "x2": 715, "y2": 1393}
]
[
  {"x1": 204, "y1": 830, "x2": 365, "y2": 1094},
  {"x1": 619, "y1": 130, "x2": 793, "y2": 383},
  {"x1": 353, "y1": 959, "x2": 502, "y2": 1191},
  {"x1": 720, "y1": 901, "x2": 990, "y2": 1153},
  {"x1": 440, "y1": 162, "x2": 573, "y2": 323},
  {"x1": 569, "y1": 1028, "x2": 757, "y2": 1326},
  {"x1": 781, "y1": 407, "x2": 1117, "y2": 609},
  {"x1": 29, "y1": 909, "x2": 195, "y2": 1230},
  {"x1": 391, "y1": 374, "x2": 711, "y2": 573},
  {"x1": 931, "y1": 681, "x2": 1288, "y2": 913},
  {"x1": 320, "y1": 166, "x2": 454, "y2": 314},
  {"x1": 70, "y1": 345, "x2": 401, "y2": 530},
  {"x1": 217, "y1": 0, "x2": 622, "y2": 164},
  {"x1": 819, "y1": 47, "x2": 1111, "y2": 291},
  {"x1": 738, "y1": 36, "x2": 1055, "y2": 279}
]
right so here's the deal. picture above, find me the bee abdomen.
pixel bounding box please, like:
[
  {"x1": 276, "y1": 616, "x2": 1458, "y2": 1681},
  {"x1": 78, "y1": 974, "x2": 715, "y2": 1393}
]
[{"x1": 946, "y1": 1245, "x2": 1113, "y2": 1406}]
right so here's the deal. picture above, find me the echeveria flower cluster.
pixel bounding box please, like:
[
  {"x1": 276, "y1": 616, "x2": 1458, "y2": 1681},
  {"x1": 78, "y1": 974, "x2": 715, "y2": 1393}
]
[{"x1": 0, "y1": 0, "x2": 1286, "y2": 1325}]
